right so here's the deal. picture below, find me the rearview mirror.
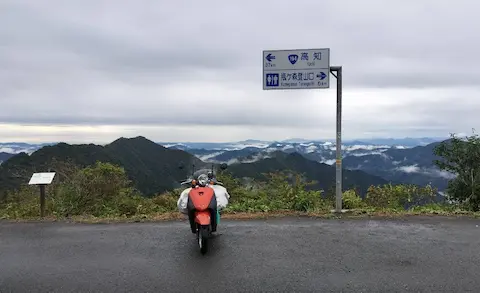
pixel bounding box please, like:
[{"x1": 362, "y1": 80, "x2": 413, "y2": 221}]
[{"x1": 220, "y1": 163, "x2": 228, "y2": 170}]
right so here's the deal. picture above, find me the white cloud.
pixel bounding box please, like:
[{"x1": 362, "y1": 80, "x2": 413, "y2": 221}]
[
  {"x1": 0, "y1": 147, "x2": 16, "y2": 153},
  {"x1": 433, "y1": 170, "x2": 456, "y2": 180},
  {"x1": 305, "y1": 145, "x2": 318, "y2": 153},
  {"x1": 226, "y1": 153, "x2": 270, "y2": 165},
  {"x1": 396, "y1": 164, "x2": 457, "y2": 179},
  {"x1": 351, "y1": 151, "x2": 386, "y2": 157},
  {"x1": 397, "y1": 165, "x2": 421, "y2": 173},
  {"x1": 323, "y1": 159, "x2": 336, "y2": 165},
  {"x1": 197, "y1": 151, "x2": 225, "y2": 162},
  {"x1": 1, "y1": 0, "x2": 479, "y2": 143}
]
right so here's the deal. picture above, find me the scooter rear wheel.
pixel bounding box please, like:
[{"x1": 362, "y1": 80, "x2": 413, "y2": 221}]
[{"x1": 197, "y1": 225, "x2": 209, "y2": 254}]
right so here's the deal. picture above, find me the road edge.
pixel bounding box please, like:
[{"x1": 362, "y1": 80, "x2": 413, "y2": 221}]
[{"x1": 1, "y1": 210, "x2": 479, "y2": 224}]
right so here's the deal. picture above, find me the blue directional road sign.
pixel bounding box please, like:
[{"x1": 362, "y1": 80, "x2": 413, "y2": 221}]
[{"x1": 262, "y1": 48, "x2": 330, "y2": 90}]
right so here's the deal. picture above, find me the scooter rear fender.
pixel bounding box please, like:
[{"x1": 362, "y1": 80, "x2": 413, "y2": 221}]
[{"x1": 195, "y1": 210, "x2": 211, "y2": 225}]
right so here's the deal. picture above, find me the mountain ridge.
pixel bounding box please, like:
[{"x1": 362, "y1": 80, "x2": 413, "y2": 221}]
[
  {"x1": 226, "y1": 151, "x2": 391, "y2": 196},
  {"x1": 0, "y1": 136, "x2": 206, "y2": 196},
  {"x1": 0, "y1": 136, "x2": 405, "y2": 198},
  {"x1": 173, "y1": 139, "x2": 454, "y2": 191},
  {"x1": 0, "y1": 152, "x2": 14, "y2": 164}
]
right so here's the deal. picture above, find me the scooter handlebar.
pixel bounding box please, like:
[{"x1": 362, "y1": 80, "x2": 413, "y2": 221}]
[{"x1": 180, "y1": 180, "x2": 192, "y2": 185}]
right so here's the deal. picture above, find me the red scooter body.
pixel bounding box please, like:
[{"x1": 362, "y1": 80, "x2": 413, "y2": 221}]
[
  {"x1": 186, "y1": 185, "x2": 217, "y2": 254},
  {"x1": 188, "y1": 186, "x2": 215, "y2": 225}
]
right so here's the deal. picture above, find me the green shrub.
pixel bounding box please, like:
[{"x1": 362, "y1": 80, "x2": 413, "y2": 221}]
[
  {"x1": 433, "y1": 132, "x2": 480, "y2": 211},
  {"x1": 222, "y1": 171, "x2": 329, "y2": 213},
  {"x1": 342, "y1": 189, "x2": 365, "y2": 209},
  {"x1": 151, "y1": 191, "x2": 179, "y2": 212},
  {"x1": 48, "y1": 162, "x2": 136, "y2": 217},
  {"x1": 0, "y1": 186, "x2": 40, "y2": 219},
  {"x1": 0, "y1": 160, "x2": 466, "y2": 219},
  {"x1": 365, "y1": 184, "x2": 436, "y2": 210}
]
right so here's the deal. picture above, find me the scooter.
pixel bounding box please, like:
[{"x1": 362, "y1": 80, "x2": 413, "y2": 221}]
[{"x1": 178, "y1": 163, "x2": 228, "y2": 254}]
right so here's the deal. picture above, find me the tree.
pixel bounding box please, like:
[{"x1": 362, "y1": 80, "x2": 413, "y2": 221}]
[{"x1": 433, "y1": 132, "x2": 480, "y2": 211}]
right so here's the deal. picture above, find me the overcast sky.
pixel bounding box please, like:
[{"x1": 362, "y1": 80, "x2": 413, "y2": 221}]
[{"x1": 1, "y1": 0, "x2": 478, "y2": 143}]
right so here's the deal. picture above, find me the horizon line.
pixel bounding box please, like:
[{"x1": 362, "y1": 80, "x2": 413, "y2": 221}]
[{"x1": 0, "y1": 136, "x2": 451, "y2": 145}]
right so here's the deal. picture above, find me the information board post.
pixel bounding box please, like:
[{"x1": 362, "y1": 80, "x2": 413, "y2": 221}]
[
  {"x1": 28, "y1": 172, "x2": 56, "y2": 218},
  {"x1": 330, "y1": 66, "x2": 343, "y2": 213},
  {"x1": 262, "y1": 48, "x2": 343, "y2": 213},
  {"x1": 39, "y1": 184, "x2": 46, "y2": 217}
]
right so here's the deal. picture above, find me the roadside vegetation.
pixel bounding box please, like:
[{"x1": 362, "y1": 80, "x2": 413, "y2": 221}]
[{"x1": 1, "y1": 132, "x2": 480, "y2": 221}]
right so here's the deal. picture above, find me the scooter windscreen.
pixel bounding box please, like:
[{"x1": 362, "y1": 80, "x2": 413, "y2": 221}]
[{"x1": 192, "y1": 168, "x2": 213, "y2": 178}]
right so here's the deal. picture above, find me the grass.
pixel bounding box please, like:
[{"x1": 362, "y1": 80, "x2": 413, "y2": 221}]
[{"x1": 2, "y1": 204, "x2": 479, "y2": 224}]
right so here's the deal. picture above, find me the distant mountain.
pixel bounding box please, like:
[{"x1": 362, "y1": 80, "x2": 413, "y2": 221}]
[
  {"x1": 0, "y1": 137, "x2": 453, "y2": 193},
  {"x1": 183, "y1": 141, "x2": 398, "y2": 165},
  {"x1": 173, "y1": 140, "x2": 453, "y2": 192},
  {"x1": 0, "y1": 137, "x2": 444, "y2": 154},
  {"x1": 159, "y1": 137, "x2": 446, "y2": 150},
  {"x1": 226, "y1": 151, "x2": 391, "y2": 196},
  {"x1": 104, "y1": 137, "x2": 206, "y2": 194},
  {"x1": 0, "y1": 152, "x2": 14, "y2": 165},
  {"x1": 0, "y1": 142, "x2": 56, "y2": 154},
  {"x1": 343, "y1": 137, "x2": 447, "y2": 147},
  {"x1": 163, "y1": 137, "x2": 454, "y2": 190},
  {"x1": 342, "y1": 141, "x2": 454, "y2": 190},
  {"x1": 0, "y1": 136, "x2": 400, "y2": 198},
  {"x1": 0, "y1": 137, "x2": 205, "y2": 196},
  {"x1": 160, "y1": 139, "x2": 271, "y2": 151},
  {"x1": 280, "y1": 138, "x2": 322, "y2": 144},
  {"x1": 0, "y1": 137, "x2": 445, "y2": 155}
]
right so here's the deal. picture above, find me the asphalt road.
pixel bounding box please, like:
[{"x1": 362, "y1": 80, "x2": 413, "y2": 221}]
[{"x1": 1, "y1": 216, "x2": 480, "y2": 292}]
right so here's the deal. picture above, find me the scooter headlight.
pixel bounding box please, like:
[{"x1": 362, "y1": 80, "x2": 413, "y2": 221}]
[{"x1": 197, "y1": 174, "x2": 208, "y2": 186}]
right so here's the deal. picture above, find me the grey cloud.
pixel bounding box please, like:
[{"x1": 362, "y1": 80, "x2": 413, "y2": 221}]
[
  {"x1": 0, "y1": 92, "x2": 336, "y2": 127},
  {"x1": 3, "y1": 0, "x2": 480, "y2": 89},
  {"x1": 1, "y1": 0, "x2": 480, "y2": 136},
  {"x1": 0, "y1": 83, "x2": 472, "y2": 132},
  {"x1": 351, "y1": 73, "x2": 480, "y2": 89},
  {"x1": 50, "y1": 28, "x2": 245, "y2": 74},
  {"x1": 0, "y1": 3, "x2": 242, "y2": 76}
]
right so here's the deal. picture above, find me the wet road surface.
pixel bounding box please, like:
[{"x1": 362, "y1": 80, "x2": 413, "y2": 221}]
[{"x1": 1, "y1": 216, "x2": 480, "y2": 292}]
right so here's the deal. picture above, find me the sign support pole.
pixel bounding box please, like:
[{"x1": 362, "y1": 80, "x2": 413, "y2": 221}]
[
  {"x1": 39, "y1": 184, "x2": 46, "y2": 218},
  {"x1": 330, "y1": 66, "x2": 342, "y2": 213}
]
